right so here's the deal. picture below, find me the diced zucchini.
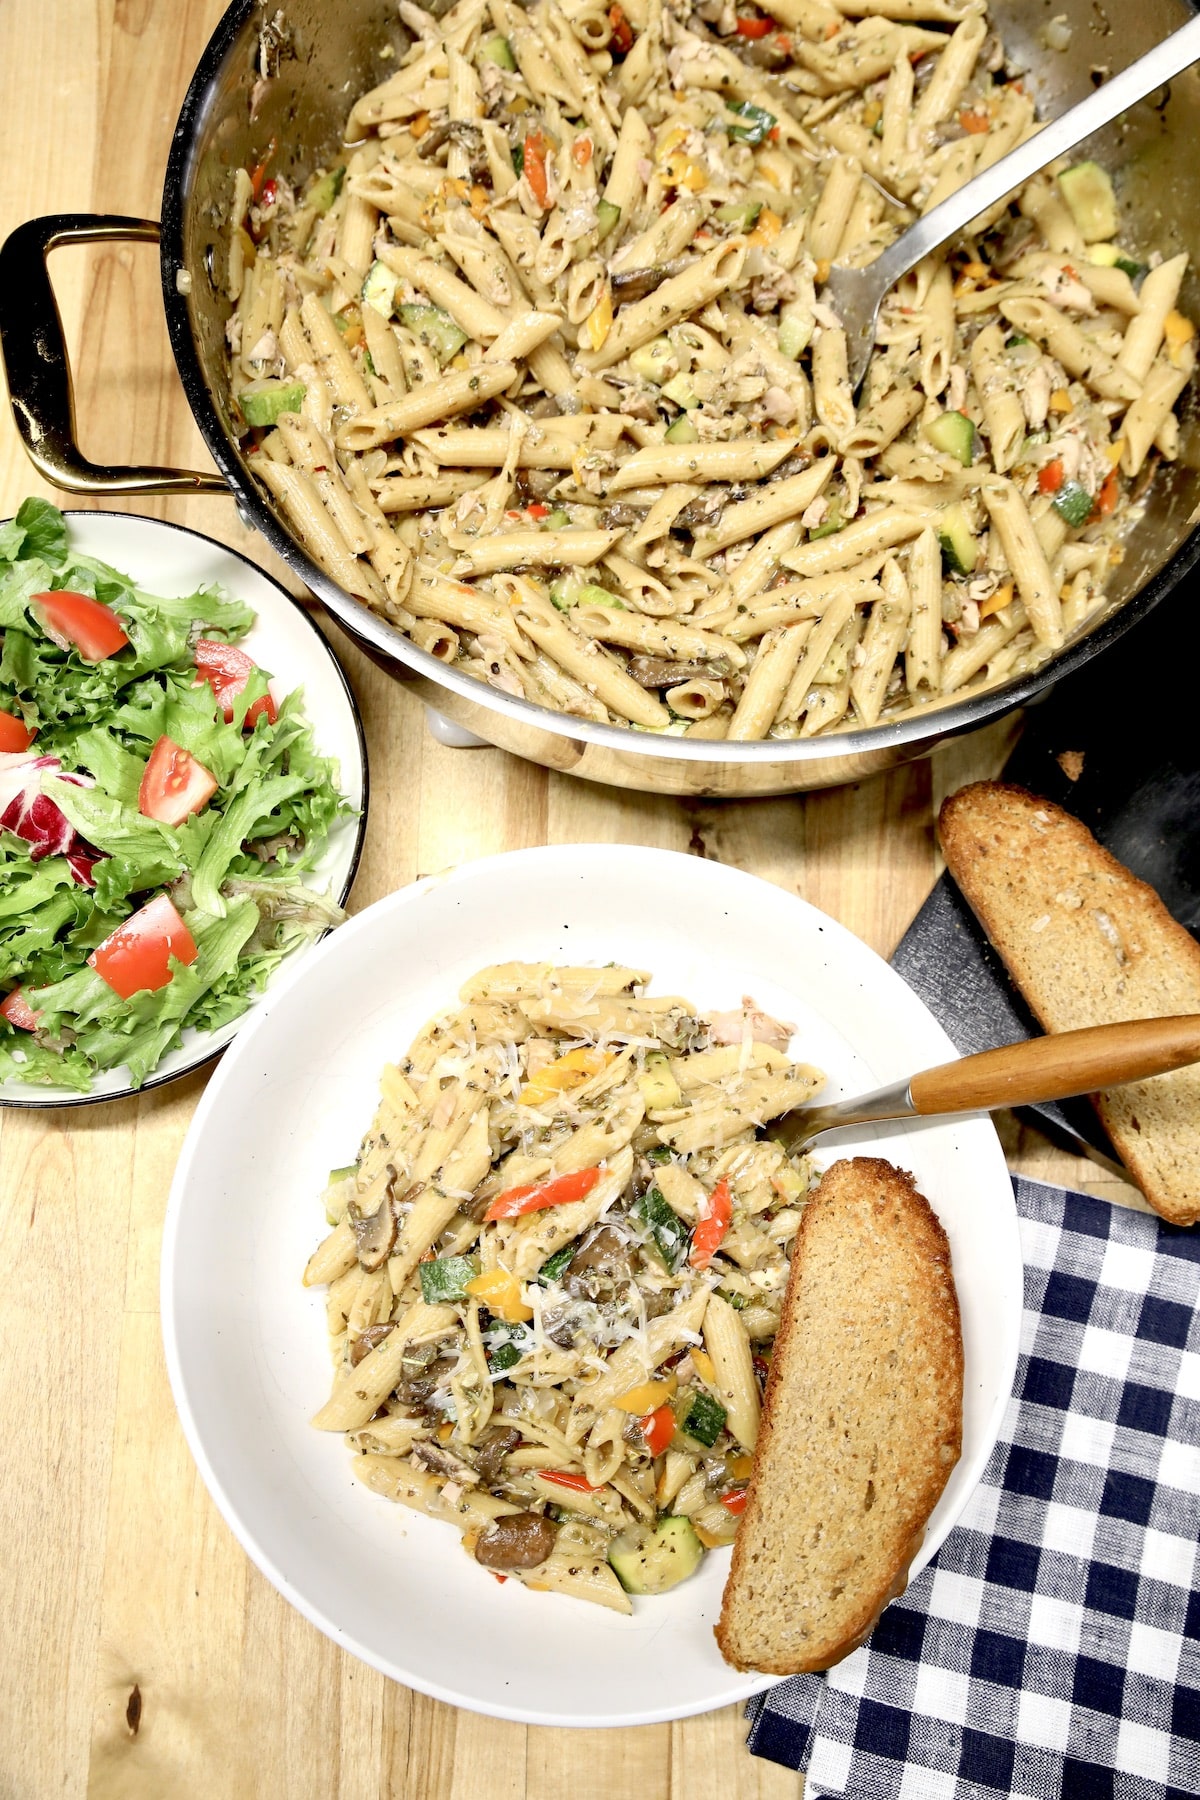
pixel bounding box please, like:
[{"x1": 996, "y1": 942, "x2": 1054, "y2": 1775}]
[
  {"x1": 306, "y1": 166, "x2": 345, "y2": 213},
  {"x1": 544, "y1": 506, "x2": 571, "y2": 530},
  {"x1": 538, "y1": 1242, "x2": 576, "y2": 1285},
  {"x1": 646, "y1": 1144, "x2": 674, "y2": 1166},
  {"x1": 637, "y1": 1185, "x2": 690, "y2": 1271},
  {"x1": 1051, "y1": 479, "x2": 1093, "y2": 527},
  {"x1": 662, "y1": 372, "x2": 700, "y2": 410},
  {"x1": 549, "y1": 577, "x2": 577, "y2": 612},
  {"x1": 677, "y1": 1387, "x2": 727, "y2": 1447},
  {"x1": 725, "y1": 100, "x2": 776, "y2": 146},
  {"x1": 1116, "y1": 255, "x2": 1148, "y2": 284},
  {"x1": 717, "y1": 1287, "x2": 748, "y2": 1310},
  {"x1": 419, "y1": 1255, "x2": 478, "y2": 1304},
  {"x1": 629, "y1": 337, "x2": 676, "y2": 385},
  {"x1": 397, "y1": 302, "x2": 470, "y2": 365},
  {"x1": 638, "y1": 1051, "x2": 681, "y2": 1110},
  {"x1": 1057, "y1": 161, "x2": 1118, "y2": 243},
  {"x1": 322, "y1": 1164, "x2": 358, "y2": 1226},
  {"x1": 479, "y1": 32, "x2": 516, "y2": 69},
  {"x1": 596, "y1": 198, "x2": 622, "y2": 242},
  {"x1": 572, "y1": 582, "x2": 626, "y2": 609},
  {"x1": 715, "y1": 200, "x2": 762, "y2": 230},
  {"x1": 778, "y1": 301, "x2": 814, "y2": 360},
  {"x1": 1005, "y1": 332, "x2": 1030, "y2": 348},
  {"x1": 362, "y1": 259, "x2": 399, "y2": 318},
  {"x1": 924, "y1": 409, "x2": 976, "y2": 468},
  {"x1": 608, "y1": 1517, "x2": 704, "y2": 1594},
  {"x1": 808, "y1": 508, "x2": 844, "y2": 541},
  {"x1": 238, "y1": 377, "x2": 307, "y2": 428},
  {"x1": 511, "y1": 141, "x2": 525, "y2": 175},
  {"x1": 487, "y1": 1322, "x2": 534, "y2": 1372},
  {"x1": 937, "y1": 501, "x2": 979, "y2": 578},
  {"x1": 664, "y1": 415, "x2": 698, "y2": 444}
]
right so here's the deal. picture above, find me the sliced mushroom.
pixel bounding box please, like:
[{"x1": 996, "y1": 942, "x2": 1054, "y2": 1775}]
[
  {"x1": 627, "y1": 655, "x2": 729, "y2": 689},
  {"x1": 611, "y1": 258, "x2": 689, "y2": 305},
  {"x1": 475, "y1": 1511, "x2": 559, "y2": 1570},
  {"x1": 412, "y1": 1439, "x2": 481, "y2": 1484},
  {"x1": 474, "y1": 1425, "x2": 522, "y2": 1483},
  {"x1": 349, "y1": 1322, "x2": 395, "y2": 1367},
  {"x1": 353, "y1": 1196, "x2": 397, "y2": 1270}
]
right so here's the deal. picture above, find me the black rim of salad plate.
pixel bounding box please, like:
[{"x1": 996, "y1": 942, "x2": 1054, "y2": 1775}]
[{"x1": 0, "y1": 508, "x2": 370, "y2": 1110}]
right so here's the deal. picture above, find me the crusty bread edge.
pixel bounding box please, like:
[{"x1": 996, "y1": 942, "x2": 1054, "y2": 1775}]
[
  {"x1": 940, "y1": 781, "x2": 1200, "y2": 1226},
  {"x1": 714, "y1": 1157, "x2": 964, "y2": 1675}
]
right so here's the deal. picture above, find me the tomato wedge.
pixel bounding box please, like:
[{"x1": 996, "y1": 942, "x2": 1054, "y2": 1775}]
[
  {"x1": 539, "y1": 1469, "x2": 599, "y2": 1493},
  {"x1": 689, "y1": 1176, "x2": 732, "y2": 1268},
  {"x1": 0, "y1": 710, "x2": 34, "y2": 753},
  {"x1": 637, "y1": 1404, "x2": 676, "y2": 1458},
  {"x1": 484, "y1": 1165, "x2": 601, "y2": 1222},
  {"x1": 193, "y1": 640, "x2": 278, "y2": 727},
  {"x1": 88, "y1": 895, "x2": 197, "y2": 999},
  {"x1": 0, "y1": 988, "x2": 41, "y2": 1030},
  {"x1": 138, "y1": 737, "x2": 218, "y2": 827},
  {"x1": 31, "y1": 591, "x2": 129, "y2": 661}
]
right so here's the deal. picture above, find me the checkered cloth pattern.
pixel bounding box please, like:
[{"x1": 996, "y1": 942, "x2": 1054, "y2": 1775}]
[{"x1": 745, "y1": 1177, "x2": 1200, "y2": 1800}]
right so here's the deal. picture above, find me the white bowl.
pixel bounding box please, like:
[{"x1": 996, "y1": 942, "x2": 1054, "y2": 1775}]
[
  {"x1": 162, "y1": 846, "x2": 1022, "y2": 1727},
  {"x1": 0, "y1": 511, "x2": 365, "y2": 1107}
]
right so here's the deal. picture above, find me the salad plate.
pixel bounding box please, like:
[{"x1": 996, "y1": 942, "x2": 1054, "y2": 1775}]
[
  {"x1": 162, "y1": 845, "x2": 1022, "y2": 1728},
  {"x1": 0, "y1": 509, "x2": 366, "y2": 1107}
]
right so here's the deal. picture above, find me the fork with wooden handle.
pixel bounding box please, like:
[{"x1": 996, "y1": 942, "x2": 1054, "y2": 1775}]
[{"x1": 769, "y1": 1014, "x2": 1200, "y2": 1156}]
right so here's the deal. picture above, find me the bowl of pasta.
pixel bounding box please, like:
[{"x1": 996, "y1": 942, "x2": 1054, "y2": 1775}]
[
  {"x1": 161, "y1": 844, "x2": 1022, "y2": 1724},
  {"x1": 5, "y1": 0, "x2": 1200, "y2": 793}
]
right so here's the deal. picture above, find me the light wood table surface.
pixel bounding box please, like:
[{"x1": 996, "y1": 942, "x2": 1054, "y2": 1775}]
[{"x1": 0, "y1": 4, "x2": 1148, "y2": 1796}]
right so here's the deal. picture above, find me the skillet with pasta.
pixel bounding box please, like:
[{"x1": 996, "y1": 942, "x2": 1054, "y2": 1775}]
[{"x1": 226, "y1": 0, "x2": 1196, "y2": 741}]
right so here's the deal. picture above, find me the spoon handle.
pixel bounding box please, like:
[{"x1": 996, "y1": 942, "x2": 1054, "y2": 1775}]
[
  {"x1": 909, "y1": 1014, "x2": 1200, "y2": 1116},
  {"x1": 867, "y1": 14, "x2": 1200, "y2": 298}
]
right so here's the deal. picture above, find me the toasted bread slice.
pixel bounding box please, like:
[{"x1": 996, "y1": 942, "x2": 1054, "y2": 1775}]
[
  {"x1": 940, "y1": 780, "x2": 1200, "y2": 1226},
  {"x1": 715, "y1": 1158, "x2": 962, "y2": 1675}
]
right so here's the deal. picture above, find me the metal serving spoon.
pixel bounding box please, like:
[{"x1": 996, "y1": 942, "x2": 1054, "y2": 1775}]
[
  {"x1": 824, "y1": 14, "x2": 1200, "y2": 393},
  {"x1": 768, "y1": 1013, "x2": 1200, "y2": 1156}
]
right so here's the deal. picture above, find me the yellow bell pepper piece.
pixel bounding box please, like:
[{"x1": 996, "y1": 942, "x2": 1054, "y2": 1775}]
[
  {"x1": 1105, "y1": 437, "x2": 1125, "y2": 469},
  {"x1": 465, "y1": 1268, "x2": 533, "y2": 1323},
  {"x1": 979, "y1": 580, "x2": 1013, "y2": 621},
  {"x1": 728, "y1": 1454, "x2": 754, "y2": 1479},
  {"x1": 694, "y1": 1523, "x2": 730, "y2": 1549},
  {"x1": 614, "y1": 1373, "x2": 678, "y2": 1414},
  {"x1": 583, "y1": 289, "x2": 614, "y2": 353},
  {"x1": 748, "y1": 207, "x2": 782, "y2": 248},
  {"x1": 690, "y1": 1348, "x2": 719, "y2": 1388},
  {"x1": 519, "y1": 1046, "x2": 611, "y2": 1106},
  {"x1": 1165, "y1": 310, "x2": 1196, "y2": 362},
  {"x1": 1048, "y1": 388, "x2": 1073, "y2": 414}
]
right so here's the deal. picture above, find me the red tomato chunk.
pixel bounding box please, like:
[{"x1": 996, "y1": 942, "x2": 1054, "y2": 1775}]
[{"x1": 88, "y1": 895, "x2": 197, "y2": 999}]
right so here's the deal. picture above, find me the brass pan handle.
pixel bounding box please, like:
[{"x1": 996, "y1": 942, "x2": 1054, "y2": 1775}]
[{"x1": 0, "y1": 213, "x2": 226, "y2": 497}]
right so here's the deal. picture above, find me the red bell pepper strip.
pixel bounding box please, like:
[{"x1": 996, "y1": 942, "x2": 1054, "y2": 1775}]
[
  {"x1": 248, "y1": 137, "x2": 278, "y2": 199},
  {"x1": 735, "y1": 14, "x2": 773, "y2": 34},
  {"x1": 523, "y1": 131, "x2": 550, "y2": 208},
  {"x1": 485, "y1": 1165, "x2": 601, "y2": 1222},
  {"x1": 689, "y1": 1177, "x2": 732, "y2": 1268},
  {"x1": 637, "y1": 1404, "x2": 676, "y2": 1458},
  {"x1": 1037, "y1": 458, "x2": 1064, "y2": 495},
  {"x1": 608, "y1": 3, "x2": 634, "y2": 51},
  {"x1": 720, "y1": 1487, "x2": 749, "y2": 1515},
  {"x1": 539, "y1": 1469, "x2": 599, "y2": 1493},
  {"x1": 1096, "y1": 467, "x2": 1119, "y2": 516}
]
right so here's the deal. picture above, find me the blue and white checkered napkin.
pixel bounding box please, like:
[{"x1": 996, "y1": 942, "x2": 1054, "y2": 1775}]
[{"x1": 745, "y1": 1177, "x2": 1200, "y2": 1800}]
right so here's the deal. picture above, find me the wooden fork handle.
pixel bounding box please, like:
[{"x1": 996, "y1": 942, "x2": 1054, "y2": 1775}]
[{"x1": 909, "y1": 1015, "x2": 1200, "y2": 1116}]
